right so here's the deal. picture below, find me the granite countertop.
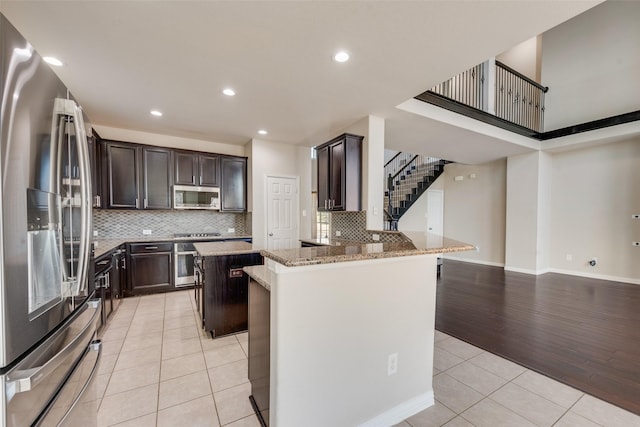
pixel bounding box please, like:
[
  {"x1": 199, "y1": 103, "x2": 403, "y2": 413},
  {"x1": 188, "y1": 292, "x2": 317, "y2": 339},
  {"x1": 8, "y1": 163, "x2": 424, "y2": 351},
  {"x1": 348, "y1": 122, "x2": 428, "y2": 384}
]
[
  {"x1": 93, "y1": 235, "x2": 252, "y2": 258},
  {"x1": 243, "y1": 265, "x2": 271, "y2": 291},
  {"x1": 263, "y1": 232, "x2": 474, "y2": 267},
  {"x1": 194, "y1": 241, "x2": 262, "y2": 257}
]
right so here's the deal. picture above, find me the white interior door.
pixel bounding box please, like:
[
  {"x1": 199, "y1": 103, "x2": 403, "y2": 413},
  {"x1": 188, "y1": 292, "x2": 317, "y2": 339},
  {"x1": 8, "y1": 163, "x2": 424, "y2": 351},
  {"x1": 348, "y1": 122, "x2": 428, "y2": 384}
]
[
  {"x1": 427, "y1": 189, "x2": 444, "y2": 234},
  {"x1": 266, "y1": 176, "x2": 299, "y2": 250}
]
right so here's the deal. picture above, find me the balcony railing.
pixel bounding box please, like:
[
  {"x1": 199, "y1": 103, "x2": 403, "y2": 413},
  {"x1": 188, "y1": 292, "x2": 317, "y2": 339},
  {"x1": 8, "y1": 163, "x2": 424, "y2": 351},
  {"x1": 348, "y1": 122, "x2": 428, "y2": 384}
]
[
  {"x1": 495, "y1": 61, "x2": 548, "y2": 132},
  {"x1": 420, "y1": 59, "x2": 548, "y2": 133}
]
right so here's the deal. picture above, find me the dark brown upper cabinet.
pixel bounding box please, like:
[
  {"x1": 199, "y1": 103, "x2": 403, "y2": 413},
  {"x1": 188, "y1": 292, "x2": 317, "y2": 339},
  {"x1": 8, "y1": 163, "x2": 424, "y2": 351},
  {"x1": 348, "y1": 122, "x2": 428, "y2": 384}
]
[
  {"x1": 142, "y1": 147, "x2": 173, "y2": 209},
  {"x1": 102, "y1": 140, "x2": 172, "y2": 210},
  {"x1": 174, "y1": 151, "x2": 219, "y2": 187},
  {"x1": 220, "y1": 156, "x2": 247, "y2": 212},
  {"x1": 316, "y1": 133, "x2": 362, "y2": 212},
  {"x1": 103, "y1": 141, "x2": 140, "y2": 209}
]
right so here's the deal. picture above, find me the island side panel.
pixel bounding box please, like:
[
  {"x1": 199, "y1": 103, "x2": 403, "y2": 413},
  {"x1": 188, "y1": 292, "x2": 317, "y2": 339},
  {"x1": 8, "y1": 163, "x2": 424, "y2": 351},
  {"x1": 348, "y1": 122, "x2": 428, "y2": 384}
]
[
  {"x1": 269, "y1": 254, "x2": 437, "y2": 427},
  {"x1": 204, "y1": 253, "x2": 263, "y2": 337},
  {"x1": 248, "y1": 278, "x2": 271, "y2": 426}
]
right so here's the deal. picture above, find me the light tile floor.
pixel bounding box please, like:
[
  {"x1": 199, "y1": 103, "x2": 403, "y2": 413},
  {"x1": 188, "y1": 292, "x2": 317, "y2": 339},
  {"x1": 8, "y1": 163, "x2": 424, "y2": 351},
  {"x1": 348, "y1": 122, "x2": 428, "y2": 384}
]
[{"x1": 97, "y1": 291, "x2": 640, "y2": 427}]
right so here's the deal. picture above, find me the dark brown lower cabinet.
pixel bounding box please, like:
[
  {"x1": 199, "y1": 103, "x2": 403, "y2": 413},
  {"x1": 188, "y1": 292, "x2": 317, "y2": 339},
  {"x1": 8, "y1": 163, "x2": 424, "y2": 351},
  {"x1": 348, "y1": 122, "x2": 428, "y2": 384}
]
[
  {"x1": 201, "y1": 253, "x2": 263, "y2": 338},
  {"x1": 127, "y1": 243, "x2": 173, "y2": 295},
  {"x1": 248, "y1": 278, "x2": 270, "y2": 426}
]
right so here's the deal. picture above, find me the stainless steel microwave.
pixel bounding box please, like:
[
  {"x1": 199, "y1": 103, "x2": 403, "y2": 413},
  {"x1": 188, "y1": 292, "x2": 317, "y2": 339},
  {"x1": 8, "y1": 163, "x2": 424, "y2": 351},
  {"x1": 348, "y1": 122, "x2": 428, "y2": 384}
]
[{"x1": 174, "y1": 185, "x2": 220, "y2": 210}]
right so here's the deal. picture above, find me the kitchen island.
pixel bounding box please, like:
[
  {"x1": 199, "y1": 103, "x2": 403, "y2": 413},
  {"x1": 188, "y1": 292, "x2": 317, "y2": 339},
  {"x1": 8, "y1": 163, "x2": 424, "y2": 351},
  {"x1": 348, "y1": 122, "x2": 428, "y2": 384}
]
[
  {"x1": 194, "y1": 241, "x2": 263, "y2": 338},
  {"x1": 245, "y1": 232, "x2": 473, "y2": 427}
]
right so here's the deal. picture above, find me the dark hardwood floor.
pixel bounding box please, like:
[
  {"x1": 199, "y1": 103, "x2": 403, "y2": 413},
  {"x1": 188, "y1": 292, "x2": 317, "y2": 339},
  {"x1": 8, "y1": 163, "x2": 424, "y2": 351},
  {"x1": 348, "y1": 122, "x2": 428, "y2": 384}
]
[{"x1": 435, "y1": 260, "x2": 640, "y2": 415}]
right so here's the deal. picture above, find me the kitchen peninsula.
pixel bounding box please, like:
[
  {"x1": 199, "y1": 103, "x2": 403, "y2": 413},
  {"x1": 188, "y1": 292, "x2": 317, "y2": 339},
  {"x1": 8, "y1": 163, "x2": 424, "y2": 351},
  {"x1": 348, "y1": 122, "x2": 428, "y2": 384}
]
[{"x1": 245, "y1": 232, "x2": 473, "y2": 427}]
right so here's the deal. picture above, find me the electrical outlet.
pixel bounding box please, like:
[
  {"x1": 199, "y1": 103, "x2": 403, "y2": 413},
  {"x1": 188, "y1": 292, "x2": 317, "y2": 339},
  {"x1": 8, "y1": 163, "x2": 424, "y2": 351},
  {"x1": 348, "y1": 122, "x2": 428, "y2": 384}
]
[
  {"x1": 228, "y1": 228, "x2": 235, "y2": 233},
  {"x1": 335, "y1": 230, "x2": 341, "y2": 237},
  {"x1": 302, "y1": 209, "x2": 307, "y2": 217},
  {"x1": 475, "y1": 246, "x2": 480, "y2": 252},
  {"x1": 566, "y1": 254, "x2": 573, "y2": 262},
  {"x1": 387, "y1": 353, "x2": 398, "y2": 376},
  {"x1": 372, "y1": 234, "x2": 380, "y2": 241},
  {"x1": 93, "y1": 230, "x2": 98, "y2": 237},
  {"x1": 142, "y1": 229, "x2": 152, "y2": 235}
]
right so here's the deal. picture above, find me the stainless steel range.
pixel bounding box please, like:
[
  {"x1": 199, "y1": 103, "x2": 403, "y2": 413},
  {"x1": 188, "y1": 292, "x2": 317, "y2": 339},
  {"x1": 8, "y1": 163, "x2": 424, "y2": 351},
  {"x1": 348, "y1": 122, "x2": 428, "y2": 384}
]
[{"x1": 173, "y1": 233, "x2": 221, "y2": 287}]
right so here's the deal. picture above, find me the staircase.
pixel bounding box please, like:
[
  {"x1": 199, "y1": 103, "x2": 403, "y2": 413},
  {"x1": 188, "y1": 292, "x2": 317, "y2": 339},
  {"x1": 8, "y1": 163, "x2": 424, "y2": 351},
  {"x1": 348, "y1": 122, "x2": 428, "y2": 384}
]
[{"x1": 384, "y1": 153, "x2": 449, "y2": 230}]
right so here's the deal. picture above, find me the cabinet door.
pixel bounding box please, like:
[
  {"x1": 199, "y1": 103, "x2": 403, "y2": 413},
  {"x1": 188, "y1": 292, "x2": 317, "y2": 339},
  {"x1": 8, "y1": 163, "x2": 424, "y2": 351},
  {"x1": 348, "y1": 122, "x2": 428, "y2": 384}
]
[
  {"x1": 174, "y1": 151, "x2": 197, "y2": 185},
  {"x1": 220, "y1": 156, "x2": 246, "y2": 212},
  {"x1": 143, "y1": 147, "x2": 172, "y2": 209},
  {"x1": 199, "y1": 155, "x2": 220, "y2": 187},
  {"x1": 105, "y1": 142, "x2": 139, "y2": 208},
  {"x1": 328, "y1": 141, "x2": 345, "y2": 210},
  {"x1": 316, "y1": 146, "x2": 329, "y2": 211},
  {"x1": 129, "y1": 252, "x2": 172, "y2": 294}
]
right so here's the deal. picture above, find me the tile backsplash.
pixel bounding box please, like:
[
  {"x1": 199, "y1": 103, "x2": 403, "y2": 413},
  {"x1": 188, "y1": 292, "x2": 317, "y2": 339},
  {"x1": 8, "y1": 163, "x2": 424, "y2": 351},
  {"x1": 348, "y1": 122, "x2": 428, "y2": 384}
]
[
  {"x1": 93, "y1": 209, "x2": 247, "y2": 239},
  {"x1": 329, "y1": 211, "x2": 408, "y2": 243}
]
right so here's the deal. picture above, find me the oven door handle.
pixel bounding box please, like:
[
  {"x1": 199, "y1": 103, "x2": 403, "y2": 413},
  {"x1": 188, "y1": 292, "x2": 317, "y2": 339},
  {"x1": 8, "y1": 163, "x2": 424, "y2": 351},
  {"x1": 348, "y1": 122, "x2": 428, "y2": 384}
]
[{"x1": 176, "y1": 251, "x2": 199, "y2": 256}]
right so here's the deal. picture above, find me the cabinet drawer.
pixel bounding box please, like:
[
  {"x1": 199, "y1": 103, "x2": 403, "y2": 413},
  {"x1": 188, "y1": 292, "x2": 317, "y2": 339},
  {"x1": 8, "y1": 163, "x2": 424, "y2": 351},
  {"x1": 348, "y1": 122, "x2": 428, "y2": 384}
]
[{"x1": 129, "y1": 242, "x2": 173, "y2": 254}]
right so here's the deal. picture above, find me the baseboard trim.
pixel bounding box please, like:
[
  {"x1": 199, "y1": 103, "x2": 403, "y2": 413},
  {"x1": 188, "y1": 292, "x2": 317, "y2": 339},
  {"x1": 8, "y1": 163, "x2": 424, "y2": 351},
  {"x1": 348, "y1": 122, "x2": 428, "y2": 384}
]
[
  {"x1": 504, "y1": 266, "x2": 550, "y2": 275},
  {"x1": 357, "y1": 391, "x2": 434, "y2": 427},
  {"x1": 547, "y1": 268, "x2": 640, "y2": 285},
  {"x1": 444, "y1": 256, "x2": 505, "y2": 268}
]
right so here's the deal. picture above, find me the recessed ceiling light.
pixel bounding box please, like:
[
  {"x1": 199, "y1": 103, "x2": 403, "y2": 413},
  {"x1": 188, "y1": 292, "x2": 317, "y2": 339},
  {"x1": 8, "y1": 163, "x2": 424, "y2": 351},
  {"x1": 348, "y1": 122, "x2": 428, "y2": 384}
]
[
  {"x1": 150, "y1": 110, "x2": 163, "y2": 117},
  {"x1": 333, "y1": 51, "x2": 350, "y2": 63},
  {"x1": 43, "y1": 56, "x2": 63, "y2": 67},
  {"x1": 258, "y1": 129, "x2": 268, "y2": 135},
  {"x1": 222, "y1": 88, "x2": 236, "y2": 96}
]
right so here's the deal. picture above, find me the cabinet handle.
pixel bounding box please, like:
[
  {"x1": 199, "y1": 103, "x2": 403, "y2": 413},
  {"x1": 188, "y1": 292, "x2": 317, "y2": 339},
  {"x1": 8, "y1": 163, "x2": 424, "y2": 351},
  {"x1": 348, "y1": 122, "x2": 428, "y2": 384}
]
[
  {"x1": 324, "y1": 200, "x2": 328, "y2": 210},
  {"x1": 144, "y1": 198, "x2": 148, "y2": 208},
  {"x1": 192, "y1": 175, "x2": 196, "y2": 185},
  {"x1": 145, "y1": 246, "x2": 158, "y2": 250},
  {"x1": 135, "y1": 198, "x2": 139, "y2": 209},
  {"x1": 122, "y1": 258, "x2": 126, "y2": 269}
]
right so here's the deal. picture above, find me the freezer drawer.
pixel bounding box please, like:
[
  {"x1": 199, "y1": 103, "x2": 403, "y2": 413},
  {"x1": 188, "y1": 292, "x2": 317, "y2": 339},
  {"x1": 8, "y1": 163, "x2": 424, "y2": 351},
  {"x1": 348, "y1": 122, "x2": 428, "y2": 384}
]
[
  {"x1": 1, "y1": 298, "x2": 101, "y2": 427},
  {"x1": 38, "y1": 340, "x2": 102, "y2": 427}
]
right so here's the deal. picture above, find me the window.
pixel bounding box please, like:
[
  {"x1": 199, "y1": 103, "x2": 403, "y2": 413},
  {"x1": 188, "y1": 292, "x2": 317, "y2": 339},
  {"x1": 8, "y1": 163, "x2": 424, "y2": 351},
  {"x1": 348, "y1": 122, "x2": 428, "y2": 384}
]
[{"x1": 311, "y1": 192, "x2": 330, "y2": 239}]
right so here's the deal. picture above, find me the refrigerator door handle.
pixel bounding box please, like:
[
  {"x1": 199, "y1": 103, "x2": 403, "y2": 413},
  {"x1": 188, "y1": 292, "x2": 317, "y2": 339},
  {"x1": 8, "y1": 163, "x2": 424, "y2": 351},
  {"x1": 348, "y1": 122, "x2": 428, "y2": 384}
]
[
  {"x1": 6, "y1": 299, "x2": 101, "y2": 394},
  {"x1": 71, "y1": 101, "x2": 92, "y2": 295}
]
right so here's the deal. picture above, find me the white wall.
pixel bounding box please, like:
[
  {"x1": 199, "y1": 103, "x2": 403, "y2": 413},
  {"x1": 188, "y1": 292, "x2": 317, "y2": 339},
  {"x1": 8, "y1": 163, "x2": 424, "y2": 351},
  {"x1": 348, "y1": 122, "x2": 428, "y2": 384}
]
[
  {"x1": 92, "y1": 125, "x2": 245, "y2": 156},
  {"x1": 549, "y1": 138, "x2": 640, "y2": 282},
  {"x1": 541, "y1": 1, "x2": 640, "y2": 130},
  {"x1": 247, "y1": 138, "x2": 307, "y2": 248},
  {"x1": 496, "y1": 35, "x2": 541, "y2": 82},
  {"x1": 270, "y1": 255, "x2": 436, "y2": 426},
  {"x1": 442, "y1": 160, "x2": 507, "y2": 266},
  {"x1": 505, "y1": 151, "x2": 551, "y2": 273}
]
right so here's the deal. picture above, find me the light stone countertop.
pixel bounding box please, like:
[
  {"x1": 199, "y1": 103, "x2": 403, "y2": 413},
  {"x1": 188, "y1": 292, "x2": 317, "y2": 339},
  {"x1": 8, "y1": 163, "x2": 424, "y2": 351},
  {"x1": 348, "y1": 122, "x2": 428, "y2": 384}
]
[
  {"x1": 263, "y1": 232, "x2": 474, "y2": 267},
  {"x1": 243, "y1": 265, "x2": 271, "y2": 291},
  {"x1": 93, "y1": 235, "x2": 252, "y2": 258},
  {"x1": 194, "y1": 241, "x2": 262, "y2": 257}
]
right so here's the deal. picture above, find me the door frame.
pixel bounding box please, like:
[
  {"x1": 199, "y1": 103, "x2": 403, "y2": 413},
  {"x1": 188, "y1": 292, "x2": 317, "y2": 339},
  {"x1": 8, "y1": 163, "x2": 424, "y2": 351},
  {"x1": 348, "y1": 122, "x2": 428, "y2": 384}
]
[{"x1": 264, "y1": 174, "x2": 300, "y2": 249}]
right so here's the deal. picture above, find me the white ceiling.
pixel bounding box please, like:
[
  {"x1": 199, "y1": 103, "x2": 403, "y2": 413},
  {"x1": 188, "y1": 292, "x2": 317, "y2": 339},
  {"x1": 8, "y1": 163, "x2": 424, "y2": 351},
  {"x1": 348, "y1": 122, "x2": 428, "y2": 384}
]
[{"x1": 1, "y1": 1, "x2": 601, "y2": 162}]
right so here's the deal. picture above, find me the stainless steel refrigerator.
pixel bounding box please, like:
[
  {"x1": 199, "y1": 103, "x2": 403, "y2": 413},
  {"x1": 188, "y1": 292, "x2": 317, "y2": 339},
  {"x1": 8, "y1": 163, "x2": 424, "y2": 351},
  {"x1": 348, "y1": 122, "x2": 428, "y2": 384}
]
[{"x1": 0, "y1": 14, "x2": 101, "y2": 426}]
